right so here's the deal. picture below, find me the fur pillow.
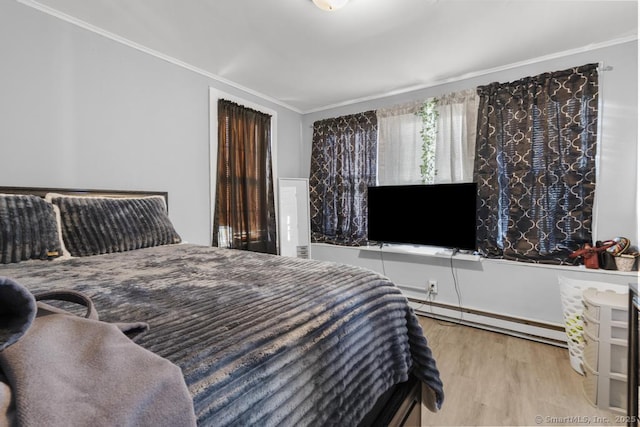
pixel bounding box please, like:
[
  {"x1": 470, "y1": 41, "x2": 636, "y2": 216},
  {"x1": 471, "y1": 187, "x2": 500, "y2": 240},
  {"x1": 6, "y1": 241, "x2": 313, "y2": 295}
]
[
  {"x1": 46, "y1": 194, "x2": 182, "y2": 257},
  {"x1": 0, "y1": 194, "x2": 65, "y2": 264}
]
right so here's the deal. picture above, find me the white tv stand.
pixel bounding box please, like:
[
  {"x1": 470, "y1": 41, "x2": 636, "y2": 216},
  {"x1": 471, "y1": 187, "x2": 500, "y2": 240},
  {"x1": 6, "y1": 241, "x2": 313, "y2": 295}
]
[{"x1": 359, "y1": 243, "x2": 481, "y2": 262}]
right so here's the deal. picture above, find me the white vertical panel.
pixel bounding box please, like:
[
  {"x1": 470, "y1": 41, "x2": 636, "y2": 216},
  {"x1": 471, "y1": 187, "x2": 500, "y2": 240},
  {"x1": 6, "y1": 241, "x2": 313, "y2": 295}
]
[{"x1": 278, "y1": 178, "x2": 310, "y2": 258}]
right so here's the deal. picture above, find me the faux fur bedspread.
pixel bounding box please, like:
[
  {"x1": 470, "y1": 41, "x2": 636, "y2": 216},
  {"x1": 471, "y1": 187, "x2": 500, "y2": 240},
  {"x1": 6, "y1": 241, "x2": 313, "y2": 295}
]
[{"x1": 0, "y1": 244, "x2": 443, "y2": 426}]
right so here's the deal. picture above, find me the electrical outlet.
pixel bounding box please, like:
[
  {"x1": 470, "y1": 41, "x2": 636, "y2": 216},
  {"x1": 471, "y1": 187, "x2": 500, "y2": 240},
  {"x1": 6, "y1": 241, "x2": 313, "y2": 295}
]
[{"x1": 428, "y1": 280, "x2": 438, "y2": 295}]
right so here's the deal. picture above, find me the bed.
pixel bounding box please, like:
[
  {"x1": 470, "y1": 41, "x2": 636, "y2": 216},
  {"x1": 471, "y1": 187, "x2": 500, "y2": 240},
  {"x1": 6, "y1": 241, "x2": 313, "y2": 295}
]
[{"x1": 0, "y1": 187, "x2": 444, "y2": 426}]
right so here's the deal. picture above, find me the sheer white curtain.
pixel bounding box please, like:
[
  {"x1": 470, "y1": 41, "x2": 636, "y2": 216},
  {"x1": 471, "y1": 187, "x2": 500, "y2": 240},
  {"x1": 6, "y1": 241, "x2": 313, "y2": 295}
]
[
  {"x1": 434, "y1": 89, "x2": 479, "y2": 183},
  {"x1": 376, "y1": 101, "x2": 424, "y2": 185}
]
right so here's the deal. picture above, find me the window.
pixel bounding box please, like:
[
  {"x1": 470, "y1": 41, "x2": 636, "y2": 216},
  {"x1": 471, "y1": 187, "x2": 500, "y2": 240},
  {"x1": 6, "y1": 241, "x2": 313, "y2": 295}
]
[
  {"x1": 432, "y1": 89, "x2": 478, "y2": 184},
  {"x1": 376, "y1": 90, "x2": 478, "y2": 185},
  {"x1": 474, "y1": 64, "x2": 599, "y2": 263},
  {"x1": 213, "y1": 99, "x2": 277, "y2": 254},
  {"x1": 309, "y1": 111, "x2": 377, "y2": 246},
  {"x1": 376, "y1": 101, "x2": 424, "y2": 185},
  {"x1": 310, "y1": 91, "x2": 478, "y2": 246}
]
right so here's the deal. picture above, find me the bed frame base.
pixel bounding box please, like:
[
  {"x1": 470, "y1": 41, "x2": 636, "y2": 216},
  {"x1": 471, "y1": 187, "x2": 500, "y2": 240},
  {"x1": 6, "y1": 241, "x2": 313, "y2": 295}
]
[{"x1": 359, "y1": 374, "x2": 422, "y2": 427}]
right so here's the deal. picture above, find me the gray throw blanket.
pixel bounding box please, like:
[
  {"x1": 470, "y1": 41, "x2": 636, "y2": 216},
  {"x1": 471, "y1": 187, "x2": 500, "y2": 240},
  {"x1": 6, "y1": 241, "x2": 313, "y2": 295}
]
[{"x1": 0, "y1": 277, "x2": 196, "y2": 427}]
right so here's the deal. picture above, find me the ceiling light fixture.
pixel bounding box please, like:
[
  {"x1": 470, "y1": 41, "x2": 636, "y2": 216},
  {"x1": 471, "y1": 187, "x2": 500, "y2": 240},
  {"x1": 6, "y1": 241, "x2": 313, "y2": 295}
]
[{"x1": 312, "y1": 0, "x2": 349, "y2": 12}]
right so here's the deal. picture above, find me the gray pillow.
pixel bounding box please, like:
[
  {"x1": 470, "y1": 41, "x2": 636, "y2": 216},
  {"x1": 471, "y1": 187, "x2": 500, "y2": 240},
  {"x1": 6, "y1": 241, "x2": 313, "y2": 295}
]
[
  {"x1": 47, "y1": 194, "x2": 182, "y2": 257},
  {"x1": 0, "y1": 194, "x2": 64, "y2": 264}
]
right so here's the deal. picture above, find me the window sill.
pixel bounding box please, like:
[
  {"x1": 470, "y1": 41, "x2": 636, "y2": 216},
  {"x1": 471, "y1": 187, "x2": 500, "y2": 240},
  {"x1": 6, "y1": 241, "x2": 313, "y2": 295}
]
[
  {"x1": 357, "y1": 243, "x2": 481, "y2": 262},
  {"x1": 311, "y1": 242, "x2": 639, "y2": 276}
]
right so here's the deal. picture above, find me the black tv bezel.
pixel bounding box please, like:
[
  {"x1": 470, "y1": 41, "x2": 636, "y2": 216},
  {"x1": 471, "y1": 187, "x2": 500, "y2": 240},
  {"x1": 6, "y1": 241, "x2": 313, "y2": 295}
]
[{"x1": 366, "y1": 182, "x2": 478, "y2": 251}]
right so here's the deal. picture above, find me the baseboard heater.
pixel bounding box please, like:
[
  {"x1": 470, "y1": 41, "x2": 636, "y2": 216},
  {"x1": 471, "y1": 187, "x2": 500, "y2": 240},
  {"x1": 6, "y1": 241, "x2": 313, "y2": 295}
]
[{"x1": 408, "y1": 297, "x2": 568, "y2": 348}]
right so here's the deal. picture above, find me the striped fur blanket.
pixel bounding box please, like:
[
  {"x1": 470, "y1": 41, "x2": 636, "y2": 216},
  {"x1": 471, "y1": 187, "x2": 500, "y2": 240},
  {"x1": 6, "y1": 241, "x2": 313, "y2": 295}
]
[{"x1": 0, "y1": 244, "x2": 443, "y2": 426}]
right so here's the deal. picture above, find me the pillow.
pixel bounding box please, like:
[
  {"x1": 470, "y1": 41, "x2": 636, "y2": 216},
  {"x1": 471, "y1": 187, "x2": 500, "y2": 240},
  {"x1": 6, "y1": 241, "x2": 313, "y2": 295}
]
[
  {"x1": 0, "y1": 194, "x2": 65, "y2": 264},
  {"x1": 46, "y1": 193, "x2": 182, "y2": 257}
]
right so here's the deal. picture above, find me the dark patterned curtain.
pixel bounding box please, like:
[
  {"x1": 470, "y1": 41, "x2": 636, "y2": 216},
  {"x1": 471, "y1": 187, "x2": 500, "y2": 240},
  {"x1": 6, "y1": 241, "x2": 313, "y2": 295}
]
[
  {"x1": 213, "y1": 99, "x2": 277, "y2": 254},
  {"x1": 309, "y1": 111, "x2": 377, "y2": 246},
  {"x1": 474, "y1": 64, "x2": 599, "y2": 263}
]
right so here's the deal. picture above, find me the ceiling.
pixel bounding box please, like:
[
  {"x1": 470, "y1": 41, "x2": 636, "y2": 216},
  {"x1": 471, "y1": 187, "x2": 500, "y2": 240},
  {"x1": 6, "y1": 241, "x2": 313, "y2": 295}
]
[{"x1": 19, "y1": 0, "x2": 638, "y2": 113}]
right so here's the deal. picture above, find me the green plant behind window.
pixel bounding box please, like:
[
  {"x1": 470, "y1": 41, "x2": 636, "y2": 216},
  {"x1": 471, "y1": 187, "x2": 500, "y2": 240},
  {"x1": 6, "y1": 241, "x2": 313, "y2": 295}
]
[{"x1": 416, "y1": 99, "x2": 439, "y2": 184}]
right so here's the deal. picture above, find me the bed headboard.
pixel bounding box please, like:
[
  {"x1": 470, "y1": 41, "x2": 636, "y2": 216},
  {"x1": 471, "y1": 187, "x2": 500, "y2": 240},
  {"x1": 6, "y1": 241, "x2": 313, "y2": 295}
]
[{"x1": 0, "y1": 187, "x2": 170, "y2": 209}]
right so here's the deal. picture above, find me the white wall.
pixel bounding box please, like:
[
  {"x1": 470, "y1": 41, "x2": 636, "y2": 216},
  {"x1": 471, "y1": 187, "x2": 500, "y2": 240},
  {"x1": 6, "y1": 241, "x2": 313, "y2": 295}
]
[
  {"x1": 311, "y1": 243, "x2": 636, "y2": 342},
  {"x1": 0, "y1": 1, "x2": 304, "y2": 245},
  {"x1": 303, "y1": 41, "x2": 639, "y2": 340}
]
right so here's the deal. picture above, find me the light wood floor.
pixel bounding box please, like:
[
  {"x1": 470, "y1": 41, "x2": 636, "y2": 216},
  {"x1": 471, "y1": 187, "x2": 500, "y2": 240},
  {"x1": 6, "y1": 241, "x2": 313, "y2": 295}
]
[{"x1": 417, "y1": 315, "x2": 627, "y2": 426}]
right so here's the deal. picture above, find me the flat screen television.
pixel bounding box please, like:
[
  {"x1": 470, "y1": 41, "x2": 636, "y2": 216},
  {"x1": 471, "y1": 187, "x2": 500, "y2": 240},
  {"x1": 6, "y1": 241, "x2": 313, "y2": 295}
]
[{"x1": 367, "y1": 182, "x2": 478, "y2": 251}]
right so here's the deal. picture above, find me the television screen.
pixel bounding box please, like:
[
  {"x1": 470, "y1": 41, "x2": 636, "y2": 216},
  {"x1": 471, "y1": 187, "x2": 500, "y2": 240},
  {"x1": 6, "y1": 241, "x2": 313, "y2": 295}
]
[{"x1": 367, "y1": 182, "x2": 478, "y2": 251}]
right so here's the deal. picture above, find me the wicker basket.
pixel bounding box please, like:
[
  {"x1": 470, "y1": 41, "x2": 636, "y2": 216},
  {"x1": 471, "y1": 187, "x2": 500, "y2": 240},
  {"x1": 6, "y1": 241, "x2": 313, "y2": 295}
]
[{"x1": 615, "y1": 253, "x2": 638, "y2": 272}]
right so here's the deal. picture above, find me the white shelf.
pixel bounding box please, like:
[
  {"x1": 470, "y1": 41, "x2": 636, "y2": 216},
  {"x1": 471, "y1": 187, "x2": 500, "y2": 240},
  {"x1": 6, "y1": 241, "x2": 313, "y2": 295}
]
[
  {"x1": 358, "y1": 244, "x2": 481, "y2": 262},
  {"x1": 582, "y1": 288, "x2": 629, "y2": 414}
]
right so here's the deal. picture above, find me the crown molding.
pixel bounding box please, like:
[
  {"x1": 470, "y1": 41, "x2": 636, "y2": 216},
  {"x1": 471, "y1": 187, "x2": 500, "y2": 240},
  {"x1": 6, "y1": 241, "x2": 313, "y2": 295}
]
[
  {"x1": 303, "y1": 34, "x2": 638, "y2": 114},
  {"x1": 16, "y1": 0, "x2": 304, "y2": 114},
  {"x1": 17, "y1": 0, "x2": 637, "y2": 115}
]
